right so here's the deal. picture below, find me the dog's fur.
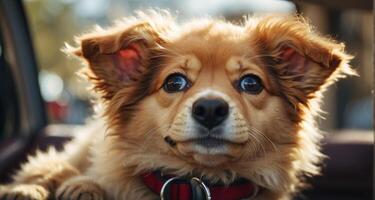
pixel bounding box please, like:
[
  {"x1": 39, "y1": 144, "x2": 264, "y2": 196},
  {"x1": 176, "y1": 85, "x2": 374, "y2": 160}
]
[{"x1": 0, "y1": 10, "x2": 354, "y2": 200}]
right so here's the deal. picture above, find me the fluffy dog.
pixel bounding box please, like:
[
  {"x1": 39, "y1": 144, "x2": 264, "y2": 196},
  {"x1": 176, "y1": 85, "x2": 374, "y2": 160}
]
[{"x1": 0, "y1": 10, "x2": 354, "y2": 200}]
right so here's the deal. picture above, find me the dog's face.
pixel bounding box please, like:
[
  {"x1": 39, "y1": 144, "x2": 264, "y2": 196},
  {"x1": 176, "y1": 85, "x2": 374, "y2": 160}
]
[
  {"x1": 71, "y1": 12, "x2": 353, "y2": 188},
  {"x1": 148, "y1": 34, "x2": 294, "y2": 167}
]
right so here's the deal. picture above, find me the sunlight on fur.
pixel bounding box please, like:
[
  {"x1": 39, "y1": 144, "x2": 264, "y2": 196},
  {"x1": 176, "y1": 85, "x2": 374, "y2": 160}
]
[{"x1": 0, "y1": 9, "x2": 355, "y2": 200}]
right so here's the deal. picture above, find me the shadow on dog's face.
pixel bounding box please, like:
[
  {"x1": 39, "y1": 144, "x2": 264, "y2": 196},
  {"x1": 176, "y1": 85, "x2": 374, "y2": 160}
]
[{"x1": 70, "y1": 12, "x2": 353, "y2": 176}]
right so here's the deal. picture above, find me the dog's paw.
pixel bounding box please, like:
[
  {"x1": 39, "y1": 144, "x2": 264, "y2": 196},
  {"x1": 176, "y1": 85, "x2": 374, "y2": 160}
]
[
  {"x1": 0, "y1": 184, "x2": 49, "y2": 200},
  {"x1": 56, "y1": 176, "x2": 105, "y2": 200}
]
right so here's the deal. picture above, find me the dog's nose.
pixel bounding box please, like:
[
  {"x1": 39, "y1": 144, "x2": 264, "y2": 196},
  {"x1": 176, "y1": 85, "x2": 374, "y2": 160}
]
[{"x1": 192, "y1": 98, "x2": 229, "y2": 130}]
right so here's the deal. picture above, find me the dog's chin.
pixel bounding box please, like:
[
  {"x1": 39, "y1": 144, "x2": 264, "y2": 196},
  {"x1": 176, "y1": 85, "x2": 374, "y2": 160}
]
[{"x1": 192, "y1": 154, "x2": 231, "y2": 167}]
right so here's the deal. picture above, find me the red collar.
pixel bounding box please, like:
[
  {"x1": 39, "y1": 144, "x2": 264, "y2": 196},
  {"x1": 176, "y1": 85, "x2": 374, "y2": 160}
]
[{"x1": 141, "y1": 171, "x2": 259, "y2": 200}]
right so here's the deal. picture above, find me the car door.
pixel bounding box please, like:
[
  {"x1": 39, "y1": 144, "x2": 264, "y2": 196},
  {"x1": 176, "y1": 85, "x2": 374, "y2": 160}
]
[{"x1": 0, "y1": 0, "x2": 47, "y2": 182}]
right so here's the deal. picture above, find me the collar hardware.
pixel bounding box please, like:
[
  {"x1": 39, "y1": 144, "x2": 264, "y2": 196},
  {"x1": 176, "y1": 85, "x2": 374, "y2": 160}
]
[
  {"x1": 142, "y1": 171, "x2": 259, "y2": 200},
  {"x1": 160, "y1": 177, "x2": 211, "y2": 200}
]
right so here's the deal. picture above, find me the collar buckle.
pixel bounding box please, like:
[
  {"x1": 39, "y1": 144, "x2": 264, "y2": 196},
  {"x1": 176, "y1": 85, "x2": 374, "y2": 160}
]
[{"x1": 160, "y1": 177, "x2": 211, "y2": 200}]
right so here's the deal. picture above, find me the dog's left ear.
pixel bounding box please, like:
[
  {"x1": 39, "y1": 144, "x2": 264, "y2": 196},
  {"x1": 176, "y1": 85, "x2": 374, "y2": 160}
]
[
  {"x1": 68, "y1": 22, "x2": 164, "y2": 100},
  {"x1": 252, "y1": 16, "x2": 355, "y2": 105}
]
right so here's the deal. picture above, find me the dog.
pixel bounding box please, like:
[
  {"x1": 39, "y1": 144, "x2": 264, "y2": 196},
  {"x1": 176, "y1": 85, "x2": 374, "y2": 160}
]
[{"x1": 0, "y1": 10, "x2": 354, "y2": 200}]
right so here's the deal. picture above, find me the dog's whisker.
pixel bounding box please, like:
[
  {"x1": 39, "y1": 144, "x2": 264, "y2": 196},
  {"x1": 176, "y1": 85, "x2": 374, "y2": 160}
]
[
  {"x1": 242, "y1": 128, "x2": 265, "y2": 157},
  {"x1": 243, "y1": 125, "x2": 278, "y2": 159},
  {"x1": 247, "y1": 126, "x2": 278, "y2": 153},
  {"x1": 244, "y1": 134, "x2": 261, "y2": 157},
  {"x1": 250, "y1": 132, "x2": 267, "y2": 157}
]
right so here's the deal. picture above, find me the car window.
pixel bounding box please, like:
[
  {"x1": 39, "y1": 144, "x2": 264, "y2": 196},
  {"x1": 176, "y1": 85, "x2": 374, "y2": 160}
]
[
  {"x1": 0, "y1": 40, "x2": 3, "y2": 137},
  {"x1": 0, "y1": 34, "x2": 19, "y2": 138}
]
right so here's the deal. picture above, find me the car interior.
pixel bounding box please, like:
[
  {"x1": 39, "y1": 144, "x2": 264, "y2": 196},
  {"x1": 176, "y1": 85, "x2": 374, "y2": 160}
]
[{"x1": 0, "y1": 0, "x2": 372, "y2": 199}]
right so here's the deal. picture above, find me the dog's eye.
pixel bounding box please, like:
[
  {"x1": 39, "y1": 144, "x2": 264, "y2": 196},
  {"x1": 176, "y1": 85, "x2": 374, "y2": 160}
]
[
  {"x1": 163, "y1": 73, "x2": 189, "y2": 93},
  {"x1": 238, "y1": 74, "x2": 263, "y2": 94}
]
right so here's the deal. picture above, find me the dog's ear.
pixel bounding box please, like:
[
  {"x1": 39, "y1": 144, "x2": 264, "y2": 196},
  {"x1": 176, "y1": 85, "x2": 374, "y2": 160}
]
[
  {"x1": 252, "y1": 15, "x2": 355, "y2": 105},
  {"x1": 70, "y1": 22, "x2": 163, "y2": 100}
]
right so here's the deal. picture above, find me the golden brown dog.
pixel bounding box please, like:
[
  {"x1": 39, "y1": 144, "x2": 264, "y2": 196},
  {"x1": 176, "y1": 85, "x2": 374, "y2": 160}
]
[{"x1": 0, "y1": 10, "x2": 354, "y2": 200}]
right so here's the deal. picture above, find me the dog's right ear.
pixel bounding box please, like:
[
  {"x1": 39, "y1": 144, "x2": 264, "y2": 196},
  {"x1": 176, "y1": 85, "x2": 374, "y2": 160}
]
[
  {"x1": 251, "y1": 15, "x2": 355, "y2": 107},
  {"x1": 70, "y1": 22, "x2": 163, "y2": 100}
]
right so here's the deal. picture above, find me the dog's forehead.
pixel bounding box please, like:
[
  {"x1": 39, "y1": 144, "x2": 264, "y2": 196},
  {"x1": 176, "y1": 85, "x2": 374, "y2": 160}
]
[
  {"x1": 163, "y1": 23, "x2": 260, "y2": 73},
  {"x1": 172, "y1": 22, "x2": 250, "y2": 54},
  {"x1": 168, "y1": 54, "x2": 263, "y2": 75}
]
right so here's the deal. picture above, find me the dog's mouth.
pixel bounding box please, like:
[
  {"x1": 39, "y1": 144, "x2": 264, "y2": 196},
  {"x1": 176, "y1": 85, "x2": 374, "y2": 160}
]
[
  {"x1": 166, "y1": 135, "x2": 245, "y2": 166},
  {"x1": 190, "y1": 136, "x2": 231, "y2": 148},
  {"x1": 165, "y1": 134, "x2": 243, "y2": 151}
]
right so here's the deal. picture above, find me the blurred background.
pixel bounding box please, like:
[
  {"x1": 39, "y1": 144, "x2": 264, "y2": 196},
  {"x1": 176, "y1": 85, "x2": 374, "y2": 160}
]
[
  {"x1": 22, "y1": 0, "x2": 373, "y2": 132},
  {"x1": 0, "y1": 0, "x2": 372, "y2": 199}
]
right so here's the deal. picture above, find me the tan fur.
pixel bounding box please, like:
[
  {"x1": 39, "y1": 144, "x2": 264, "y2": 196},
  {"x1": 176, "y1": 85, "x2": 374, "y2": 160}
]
[{"x1": 0, "y1": 10, "x2": 354, "y2": 200}]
